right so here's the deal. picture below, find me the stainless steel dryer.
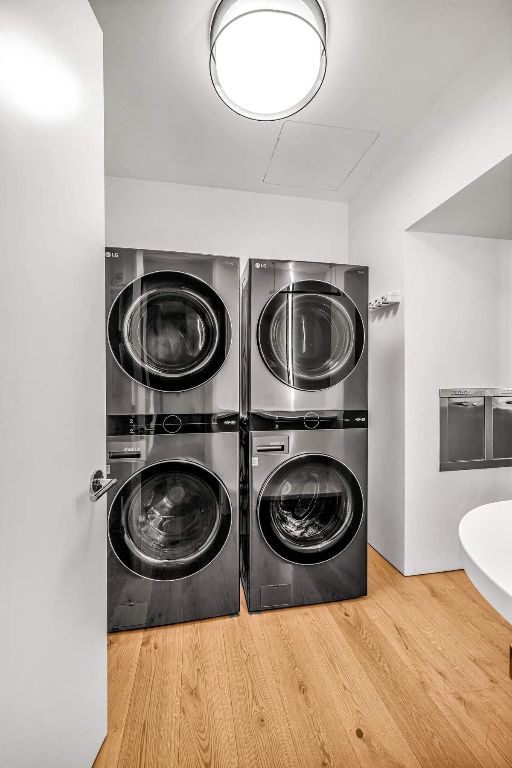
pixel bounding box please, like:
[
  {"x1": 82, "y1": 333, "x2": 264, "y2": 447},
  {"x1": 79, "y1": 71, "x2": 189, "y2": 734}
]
[
  {"x1": 106, "y1": 415, "x2": 239, "y2": 631},
  {"x1": 240, "y1": 412, "x2": 367, "y2": 611},
  {"x1": 241, "y1": 259, "x2": 368, "y2": 416},
  {"x1": 106, "y1": 248, "x2": 239, "y2": 416}
]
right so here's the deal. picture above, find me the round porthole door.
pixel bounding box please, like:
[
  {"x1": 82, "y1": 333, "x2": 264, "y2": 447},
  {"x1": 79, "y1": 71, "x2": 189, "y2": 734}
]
[
  {"x1": 108, "y1": 271, "x2": 232, "y2": 392},
  {"x1": 109, "y1": 460, "x2": 232, "y2": 580},
  {"x1": 257, "y1": 280, "x2": 364, "y2": 391},
  {"x1": 257, "y1": 454, "x2": 363, "y2": 565}
]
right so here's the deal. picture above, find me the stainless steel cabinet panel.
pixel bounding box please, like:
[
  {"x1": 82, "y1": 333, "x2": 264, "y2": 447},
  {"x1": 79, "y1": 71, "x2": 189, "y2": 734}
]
[
  {"x1": 446, "y1": 398, "x2": 485, "y2": 462},
  {"x1": 439, "y1": 388, "x2": 512, "y2": 470},
  {"x1": 493, "y1": 397, "x2": 512, "y2": 458}
]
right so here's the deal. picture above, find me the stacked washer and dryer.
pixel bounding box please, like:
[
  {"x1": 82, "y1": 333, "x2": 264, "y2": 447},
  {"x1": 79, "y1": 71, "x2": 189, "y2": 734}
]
[
  {"x1": 104, "y1": 251, "x2": 368, "y2": 631},
  {"x1": 105, "y1": 249, "x2": 240, "y2": 632},
  {"x1": 240, "y1": 259, "x2": 368, "y2": 612}
]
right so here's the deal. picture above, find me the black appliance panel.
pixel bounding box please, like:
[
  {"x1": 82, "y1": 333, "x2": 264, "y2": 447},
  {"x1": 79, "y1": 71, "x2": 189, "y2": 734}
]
[
  {"x1": 107, "y1": 412, "x2": 239, "y2": 436},
  {"x1": 248, "y1": 410, "x2": 367, "y2": 431}
]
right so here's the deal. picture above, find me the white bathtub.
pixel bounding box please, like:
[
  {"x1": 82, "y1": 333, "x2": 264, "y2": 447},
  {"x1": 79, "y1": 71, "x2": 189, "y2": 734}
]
[{"x1": 459, "y1": 500, "x2": 512, "y2": 624}]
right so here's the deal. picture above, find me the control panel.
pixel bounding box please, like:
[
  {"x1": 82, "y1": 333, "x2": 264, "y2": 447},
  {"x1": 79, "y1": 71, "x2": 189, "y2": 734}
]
[
  {"x1": 107, "y1": 412, "x2": 239, "y2": 436},
  {"x1": 248, "y1": 410, "x2": 368, "y2": 431}
]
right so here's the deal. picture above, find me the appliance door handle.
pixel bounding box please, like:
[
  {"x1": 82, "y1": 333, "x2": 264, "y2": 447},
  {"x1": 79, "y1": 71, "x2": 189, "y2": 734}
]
[
  {"x1": 454, "y1": 402, "x2": 480, "y2": 408},
  {"x1": 256, "y1": 445, "x2": 286, "y2": 453},
  {"x1": 89, "y1": 470, "x2": 117, "y2": 502},
  {"x1": 108, "y1": 450, "x2": 142, "y2": 459}
]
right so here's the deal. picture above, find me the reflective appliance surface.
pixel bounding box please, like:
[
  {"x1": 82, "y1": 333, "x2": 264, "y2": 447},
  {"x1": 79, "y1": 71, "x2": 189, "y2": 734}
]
[
  {"x1": 106, "y1": 428, "x2": 239, "y2": 631},
  {"x1": 240, "y1": 426, "x2": 367, "y2": 612},
  {"x1": 440, "y1": 388, "x2": 512, "y2": 471},
  {"x1": 241, "y1": 259, "x2": 368, "y2": 415},
  {"x1": 106, "y1": 248, "x2": 239, "y2": 415}
]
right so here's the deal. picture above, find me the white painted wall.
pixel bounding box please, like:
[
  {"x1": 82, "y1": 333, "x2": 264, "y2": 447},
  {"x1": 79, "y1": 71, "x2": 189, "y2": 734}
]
[
  {"x1": 349, "y1": 19, "x2": 512, "y2": 574},
  {"x1": 0, "y1": 2, "x2": 106, "y2": 766},
  {"x1": 404, "y1": 233, "x2": 512, "y2": 574},
  {"x1": 105, "y1": 176, "x2": 349, "y2": 269},
  {"x1": 409, "y1": 155, "x2": 512, "y2": 241}
]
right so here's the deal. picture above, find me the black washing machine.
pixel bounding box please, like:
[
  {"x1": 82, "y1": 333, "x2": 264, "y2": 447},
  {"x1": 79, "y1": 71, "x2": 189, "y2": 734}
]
[
  {"x1": 240, "y1": 412, "x2": 367, "y2": 611},
  {"x1": 106, "y1": 414, "x2": 239, "y2": 631}
]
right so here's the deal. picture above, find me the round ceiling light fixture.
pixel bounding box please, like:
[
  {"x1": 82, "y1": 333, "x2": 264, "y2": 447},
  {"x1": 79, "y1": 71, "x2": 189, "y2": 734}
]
[{"x1": 210, "y1": 0, "x2": 327, "y2": 121}]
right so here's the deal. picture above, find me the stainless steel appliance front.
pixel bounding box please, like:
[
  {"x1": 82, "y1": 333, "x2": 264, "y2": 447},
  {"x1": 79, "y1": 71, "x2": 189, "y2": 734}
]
[
  {"x1": 440, "y1": 388, "x2": 512, "y2": 471},
  {"x1": 241, "y1": 259, "x2": 368, "y2": 415},
  {"x1": 240, "y1": 427, "x2": 367, "y2": 612},
  {"x1": 106, "y1": 249, "x2": 239, "y2": 416},
  {"x1": 106, "y1": 429, "x2": 239, "y2": 631}
]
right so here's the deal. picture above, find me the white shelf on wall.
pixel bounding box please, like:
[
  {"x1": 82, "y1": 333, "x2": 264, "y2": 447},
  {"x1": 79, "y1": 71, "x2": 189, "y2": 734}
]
[{"x1": 369, "y1": 290, "x2": 401, "y2": 312}]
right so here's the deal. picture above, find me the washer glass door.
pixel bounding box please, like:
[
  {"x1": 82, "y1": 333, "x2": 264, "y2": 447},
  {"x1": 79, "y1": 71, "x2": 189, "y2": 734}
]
[
  {"x1": 108, "y1": 271, "x2": 232, "y2": 392},
  {"x1": 257, "y1": 280, "x2": 364, "y2": 391},
  {"x1": 109, "y1": 460, "x2": 232, "y2": 580},
  {"x1": 258, "y1": 454, "x2": 363, "y2": 565}
]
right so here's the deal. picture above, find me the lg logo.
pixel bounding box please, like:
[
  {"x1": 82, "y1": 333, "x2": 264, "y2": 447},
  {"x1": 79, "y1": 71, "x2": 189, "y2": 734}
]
[{"x1": 105, "y1": 251, "x2": 119, "y2": 258}]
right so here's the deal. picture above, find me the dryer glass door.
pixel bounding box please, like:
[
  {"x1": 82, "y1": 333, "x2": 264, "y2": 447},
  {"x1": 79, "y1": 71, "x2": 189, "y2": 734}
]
[
  {"x1": 257, "y1": 280, "x2": 364, "y2": 391},
  {"x1": 258, "y1": 454, "x2": 363, "y2": 564},
  {"x1": 108, "y1": 271, "x2": 232, "y2": 392},
  {"x1": 109, "y1": 460, "x2": 232, "y2": 580}
]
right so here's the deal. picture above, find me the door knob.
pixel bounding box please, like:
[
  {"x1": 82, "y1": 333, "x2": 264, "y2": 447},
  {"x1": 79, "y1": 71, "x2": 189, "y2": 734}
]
[{"x1": 89, "y1": 470, "x2": 117, "y2": 502}]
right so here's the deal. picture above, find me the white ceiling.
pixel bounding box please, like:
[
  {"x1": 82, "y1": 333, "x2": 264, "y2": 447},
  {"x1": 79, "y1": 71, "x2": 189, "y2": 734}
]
[
  {"x1": 90, "y1": 0, "x2": 512, "y2": 202},
  {"x1": 263, "y1": 121, "x2": 379, "y2": 191},
  {"x1": 409, "y1": 154, "x2": 512, "y2": 240}
]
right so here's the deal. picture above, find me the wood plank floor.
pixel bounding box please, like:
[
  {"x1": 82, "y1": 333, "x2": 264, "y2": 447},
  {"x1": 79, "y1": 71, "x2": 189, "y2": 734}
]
[{"x1": 94, "y1": 547, "x2": 512, "y2": 768}]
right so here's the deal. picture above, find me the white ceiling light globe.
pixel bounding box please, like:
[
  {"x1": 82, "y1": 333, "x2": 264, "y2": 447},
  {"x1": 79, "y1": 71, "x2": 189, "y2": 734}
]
[{"x1": 210, "y1": 0, "x2": 327, "y2": 121}]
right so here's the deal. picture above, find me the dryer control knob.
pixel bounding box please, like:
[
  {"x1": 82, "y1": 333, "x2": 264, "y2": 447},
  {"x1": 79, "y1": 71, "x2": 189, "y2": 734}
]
[
  {"x1": 304, "y1": 411, "x2": 320, "y2": 430},
  {"x1": 163, "y1": 414, "x2": 182, "y2": 434}
]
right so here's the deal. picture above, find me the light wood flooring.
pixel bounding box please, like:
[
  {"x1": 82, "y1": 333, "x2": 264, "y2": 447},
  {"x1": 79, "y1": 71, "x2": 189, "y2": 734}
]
[{"x1": 94, "y1": 546, "x2": 512, "y2": 768}]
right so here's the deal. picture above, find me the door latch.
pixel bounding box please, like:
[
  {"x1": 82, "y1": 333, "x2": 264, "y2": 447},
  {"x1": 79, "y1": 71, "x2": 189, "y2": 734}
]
[{"x1": 89, "y1": 470, "x2": 117, "y2": 502}]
